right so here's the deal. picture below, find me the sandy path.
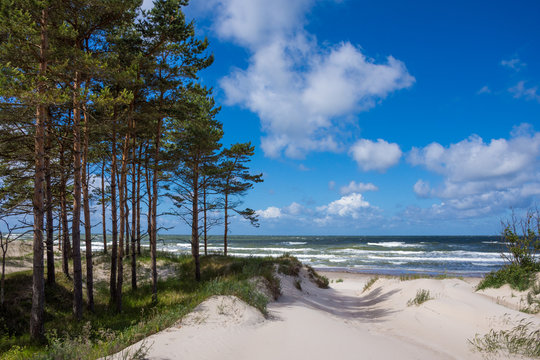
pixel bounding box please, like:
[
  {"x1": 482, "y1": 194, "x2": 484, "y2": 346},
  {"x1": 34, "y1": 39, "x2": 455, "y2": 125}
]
[{"x1": 111, "y1": 270, "x2": 540, "y2": 360}]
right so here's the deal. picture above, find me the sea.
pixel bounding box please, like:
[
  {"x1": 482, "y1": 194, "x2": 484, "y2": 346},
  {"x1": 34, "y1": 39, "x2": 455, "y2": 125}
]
[{"x1": 90, "y1": 235, "x2": 508, "y2": 277}]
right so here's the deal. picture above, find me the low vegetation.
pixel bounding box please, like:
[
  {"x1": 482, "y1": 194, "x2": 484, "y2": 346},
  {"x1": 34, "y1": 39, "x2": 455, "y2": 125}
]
[
  {"x1": 277, "y1": 254, "x2": 302, "y2": 277},
  {"x1": 469, "y1": 320, "x2": 540, "y2": 358},
  {"x1": 477, "y1": 262, "x2": 540, "y2": 291},
  {"x1": 306, "y1": 265, "x2": 329, "y2": 289},
  {"x1": 362, "y1": 276, "x2": 379, "y2": 293},
  {"x1": 477, "y1": 210, "x2": 540, "y2": 292},
  {"x1": 399, "y1": 273, "x2": 463, "y2": 281},
  {"x1": 0, "y1": 253, "x2": 309, "y2": 359},
  {"x1": 407, "y1": 289, "x2": 432, "y2": 306}
]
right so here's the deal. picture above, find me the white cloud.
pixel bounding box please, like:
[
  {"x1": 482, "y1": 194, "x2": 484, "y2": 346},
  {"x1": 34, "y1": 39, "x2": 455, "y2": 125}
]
[
  {"x1": 207, "y1": 0, "x2": 313, "y2": 47},
  {"x1": 501, "y1": 58, "x2": 526, "y2": 71},
  {"x1": 206, "y1": 0, "x2": 414, "y2": 158},
  {"x1": 286, "y1": 202, "x2": 303, "y2": 215},
  {"x1": 509, "y1": 81, "x2": 540, "y2": 102},
  {"x1": 256, "y1": 206, "x2": 282, "y2": 219},
  {"x1": 349, "y1": 139, "x2": 402, "y2": 171},
  {"x1": 408, "y1": 125, "x2": 540, "y2": 217},
  {"x1": 340, "y1": 181, "x2": 378, "y2": 195},
  {"x1": 413, "y1": 179, "x2": 431, "y2": 198},
  {"x1": 255, "y1": 194, "x2": 380, "y2": 227},
  {"x1": 317, "y1": 193, "x2": 370, "y2": 219}
]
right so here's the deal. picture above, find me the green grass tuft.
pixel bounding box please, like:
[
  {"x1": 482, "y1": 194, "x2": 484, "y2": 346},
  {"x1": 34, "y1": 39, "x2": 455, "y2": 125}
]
[
  {"x1": 407, "y1": 289, "x2": 432, "y2": 306},
  {"x1": 469, "y1": 320, "x2": 540, "y2": 357},
  {"x1": 362, "y1": 276, "x2": 379, "y2": 293},
  {"x1": 306, "y1": 265, "x2": 329, "y2": 289}
]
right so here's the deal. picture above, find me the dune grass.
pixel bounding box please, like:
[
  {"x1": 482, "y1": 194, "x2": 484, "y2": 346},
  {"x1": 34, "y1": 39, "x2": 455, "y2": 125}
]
[
  {"x1": 0, "y1": 252, "x2": 304, "y2": 359},
  {"x1": 362, "y1": 276, "x2": 379, "y2": 293},
  {"x1": 469, "y1": 320, "x2": 540, "y2": 357},
  {"x1": 476, "y1": 263, "x2": 540, "y2": 291},
  {"x1": 407, "y1": 289, "x2": 432, "y2": 306}
]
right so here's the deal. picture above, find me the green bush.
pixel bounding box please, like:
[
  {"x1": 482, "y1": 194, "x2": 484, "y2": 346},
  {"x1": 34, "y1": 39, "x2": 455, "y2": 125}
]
[
  {"x1": 478, "y1": 210, "x2": 540, "y2": 291},
  {"x1": 477, "y1": 261, "x2": 540, "y2": 291}
]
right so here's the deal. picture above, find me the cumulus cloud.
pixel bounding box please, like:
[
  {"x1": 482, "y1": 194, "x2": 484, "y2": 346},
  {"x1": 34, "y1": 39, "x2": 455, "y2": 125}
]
[
  {"x1": 340, "y1": 181, "x2": 378, "y2": 195},
  {"x1": 408, "y1": 125, "x2": 540, "y2": 217},
  {"x1": 413, "y1": 179, "x2": 431, "y2": 198},
  {"x1": 318, "y1": 193, "x2": 370, "y2": 218},
  {"x1": 286, "y1": 202, "x2": 303, "y2": 215},
  {"x1": 349, "y1": 139, "x2": 402, "y2": 171},
  {"x1": 255, "y1": 194, "x2": 379, "y2": 227},
  {"x1": 509, "y1": 81, "x2": 540, "y2": 102},
  {"x1": 256, "y1": 206, "x2": 282, "y2": 219},
  {"x1": 204, "y1": 0, "x2": 414, "y2": 158}
]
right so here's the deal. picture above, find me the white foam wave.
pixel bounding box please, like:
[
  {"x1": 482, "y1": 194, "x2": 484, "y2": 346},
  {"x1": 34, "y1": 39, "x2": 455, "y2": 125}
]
[
  {"x1": 367, "y1": 242, "x2": 419, "y2": 248},
  {"x1": 366, "y1": 255, "x2": 505, "y2": 263}
]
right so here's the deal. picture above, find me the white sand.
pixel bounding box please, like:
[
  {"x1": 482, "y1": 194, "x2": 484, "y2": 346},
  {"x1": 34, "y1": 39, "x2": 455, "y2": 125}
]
[{"x1": 110, "y1": 269, "x2": 540, "y2": 360}]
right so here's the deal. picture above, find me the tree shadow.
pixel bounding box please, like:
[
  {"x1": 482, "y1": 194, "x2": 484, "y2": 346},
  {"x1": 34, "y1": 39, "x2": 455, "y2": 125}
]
[{"x1": 271, "y1": 285, "x2": 399, "y2": 323}]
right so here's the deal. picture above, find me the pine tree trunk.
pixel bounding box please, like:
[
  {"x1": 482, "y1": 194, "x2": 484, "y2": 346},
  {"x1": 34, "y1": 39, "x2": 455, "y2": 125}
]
[
  {"x1": 136, "y1": 144, "x2": 142, "y2": 256},
  {"x1": 116, "y1": 128, "x2": 130, "y2": 312},
  {"x1": 124, "y1": 175, "x2": 129, "y2": 257},
  {"x1": 60, "y1": 138, "x2": 70, "y2": 277},
  {"x1": 72, "y1": 70, "x2": 83, "y2": 320},
  {"x1": 203, "y1": 181, "x2": 207, "y2": 256},
  {"x1": 192, "y1": 162, "x2": 200, "y2": 281},
  {"x1": 224, "y1": 192, "x2": 228, "y2": 256},
  {"x1": 45, "y1": 108, "x2": 55, "y2": 285},
  {"x1": 30, "y1": 6, "x2": 47, "y2": 340},
  {"x1": 151, "y1": 119, "x2": 161, "y2": 301},
  {"x1": 101, "y1": 159, "x2": 107, "y2": 254},
  {"x1": 110, "y1": 119, "x2": 118, "y2": 303},
  {"x1": 131, "y1": 121, "x2": 137, "y2": 291},
  {"x1": 82, "y1": 107, "x2": 94, "y2": 312},
  {"x1": 1, "y1": 247, "x2": 5, "y2": 306}
]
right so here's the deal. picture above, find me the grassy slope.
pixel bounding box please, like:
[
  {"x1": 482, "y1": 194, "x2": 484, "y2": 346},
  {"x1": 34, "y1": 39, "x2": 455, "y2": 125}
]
[{"x1": 0, "y1": 253, "x2": 302, "y2": 359}]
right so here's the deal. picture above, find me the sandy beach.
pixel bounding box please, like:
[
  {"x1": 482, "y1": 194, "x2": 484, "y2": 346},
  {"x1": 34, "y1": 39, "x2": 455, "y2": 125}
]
[{"x1": 110, "y1": 268, "x2": 540, "y2": 360}]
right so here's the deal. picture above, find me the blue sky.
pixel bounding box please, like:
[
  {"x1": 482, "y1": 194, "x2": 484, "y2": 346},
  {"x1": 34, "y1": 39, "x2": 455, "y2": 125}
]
[{"x1": 144, "y1": 0, "x2": 540, "y2": 235}]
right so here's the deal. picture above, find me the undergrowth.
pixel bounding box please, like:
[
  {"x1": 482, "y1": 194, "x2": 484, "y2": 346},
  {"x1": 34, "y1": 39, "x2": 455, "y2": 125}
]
[
  {"x1": 469, "y1": 320, "x2": 540, "y2": 357},
  {"x1": 306, "y1": 265, "x2": 329, "y2": 289},
  {"x1": 0, "y1": 252, "x2": 307, "y2": 359},
  {"x1": 477, "y1": 263, "x2": 540, "y2": 291}
]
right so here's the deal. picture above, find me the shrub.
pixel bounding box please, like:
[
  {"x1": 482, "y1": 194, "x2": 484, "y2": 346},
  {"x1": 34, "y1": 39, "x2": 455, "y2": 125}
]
[
  {"x1": 477, "y1": 260, "x2": 540, "y2": 291},
  {"x1": 500, "y1": 209, "x2": 540, "y2": 268},
  {"x1": 478, "y1": 209, "x2": 540, "y2": 291}
]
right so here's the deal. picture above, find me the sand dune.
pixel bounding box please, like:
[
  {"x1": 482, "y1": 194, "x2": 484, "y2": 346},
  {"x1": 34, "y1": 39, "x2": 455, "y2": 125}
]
[{"x1": 111, "y1": 269, "x2": 540, "y2": 360}]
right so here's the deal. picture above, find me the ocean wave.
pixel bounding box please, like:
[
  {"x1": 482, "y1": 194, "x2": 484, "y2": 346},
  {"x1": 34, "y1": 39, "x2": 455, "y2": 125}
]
[
  {"x1": 366, "y1": 241, "x2": 420, "y2": 248},
  {"x1": 335, "y1": 249, "x2": 425, "y2": 255},
  {"x1": 366, "y1": 255, "x2": 505, "y2": 263},
  {"x1": 281, "y1": 241, "x2": 308, "y2": 245}
]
